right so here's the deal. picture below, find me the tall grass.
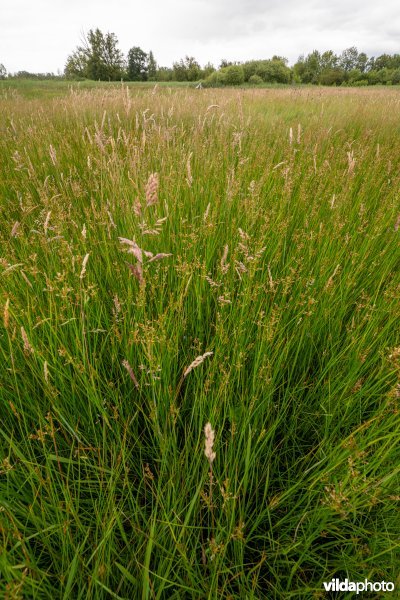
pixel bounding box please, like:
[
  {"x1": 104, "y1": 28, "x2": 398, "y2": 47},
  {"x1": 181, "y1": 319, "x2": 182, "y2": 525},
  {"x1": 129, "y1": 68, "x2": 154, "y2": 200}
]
[{"x1": 1, "y1": 83, "x2": 400, "y2": 598}]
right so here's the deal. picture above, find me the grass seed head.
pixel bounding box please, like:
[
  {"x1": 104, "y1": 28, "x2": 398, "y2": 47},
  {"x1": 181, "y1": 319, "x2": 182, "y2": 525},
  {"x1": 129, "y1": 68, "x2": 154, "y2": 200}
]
[
  {"x1": 11, "y1": 221, "x2": 20, "y2": 237},
  {"x1": 4, "y1": 298, "x2": 10, "y2": 329},
  {"x1": 183, "y1": 351, "x2": 213, "y2": 378},
  {"x1": 21, "y1": 326, "x2": 34, "y2": 355},
  {"x1": 145, "y1": 172, "x2": 159, "y2": 206},
  {"x1": 122, "y1": 359, "x2": 139, "y2": 389},
  {"x1": 80, "y1": 253, "x2": 90, "y2": 279},
  {"x1": 204, "y1": 422, "x2": 216, "y2": 466}
]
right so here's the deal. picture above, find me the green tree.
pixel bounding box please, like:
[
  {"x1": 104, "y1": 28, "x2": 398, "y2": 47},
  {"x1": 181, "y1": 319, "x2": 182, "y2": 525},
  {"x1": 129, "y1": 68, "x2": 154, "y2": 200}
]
[
  {"x1": 127, "y1": 47, "x2": 148, "y2": 81},
  {"x1": 147, "y1": 51, "x2": 157, "y2": 81},
  {"x1": 65, "y1": 29, "x2": 125, "y2": 81},
  {"x1": 219, "y1": 59, "x2": 234, "y2": 69},
  {"x1": 173, "y1": 56, "x2": 201, "y2": 82},
  {"x1": 0, "y1": 63, "x2": 7, "y2": 79},
  {"x1": 202, "y1": 62, "x2": 215, "y2": 79},
  {"x1": 320, "y1": 50, "x2": 339, "y2": 71},
  {"x1": 319, "y1": 68, "x2": 345, "y2": 86},
  {"x1": 294, "y1": 51, "x2": 321, "y2": 84},
  {"x1": 223, "y1": 65, "x2": 244, "y2": 85},
  {"x1": 340, "y1": 47, "x2": 359, "y2": 72},
  {"x1": 155, "y1": 66, "x2": 173, "y2": 81},
  {"x1": 356, "y1": 52, "x2": 368, "y2": 72},
  {"x1": 65, "y1": 47, "x2": 90, "y2": 79}
]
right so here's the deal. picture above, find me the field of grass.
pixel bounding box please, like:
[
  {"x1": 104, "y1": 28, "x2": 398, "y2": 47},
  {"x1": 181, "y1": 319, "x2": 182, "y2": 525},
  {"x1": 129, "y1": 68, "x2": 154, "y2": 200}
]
[
  {"x1": 0, "y1": 79, "x2": 196, "y2": 100},
  {"x1": 1, "y1": 83, "x2": 400, "y2": 598}
]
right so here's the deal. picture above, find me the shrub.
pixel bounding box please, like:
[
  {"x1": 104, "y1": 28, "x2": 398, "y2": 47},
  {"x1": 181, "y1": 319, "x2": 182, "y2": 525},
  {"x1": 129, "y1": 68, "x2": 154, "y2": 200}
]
[
  {"x1": 319, "y1": 69, "x2": 345, "y2": 86},
  {"x1": 204, "y1": 69, "x2": 228, "y2": 87},
  {"x1": 223, "y1": 65, "x2": 244, "y2": 85},
  {"x1": 249, "y1": 74, "x2": 263, "y2": 85}
]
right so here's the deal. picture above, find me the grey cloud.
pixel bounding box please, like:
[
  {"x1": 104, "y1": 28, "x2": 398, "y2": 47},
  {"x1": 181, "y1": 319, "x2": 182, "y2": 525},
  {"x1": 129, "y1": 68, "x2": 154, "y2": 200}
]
[{"x1": 0, "y1": 0, "x2": 398, "y2": 73}]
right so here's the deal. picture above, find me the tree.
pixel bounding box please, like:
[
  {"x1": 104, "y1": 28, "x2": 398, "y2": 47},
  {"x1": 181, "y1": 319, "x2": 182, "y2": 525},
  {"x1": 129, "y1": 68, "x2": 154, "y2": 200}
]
[
  {"x1": 0, "y1": 64, "x2": 7, "y2": 79},
  {"x1": 294, "y1": 51, "x2": 321, "y2": 83},
  {"x1": 172, "y1": 56, "x2": 201, "y2": 81},
  {"x1": 223, "y1": 65, "x2": 244, "y2": 85},
  {"x1": 356, "y1": 52, "x2": 368, "y2": 73},
  {"x1": 340, "y1": 47, "x2": 359, "y2": 72},
  {"x1": 155, "y1": 66, "x2": 173, "y2": 81},
  {"x1": 320, "y1": 51, "x2": 339, "y2": 71},
  {"x1": 219, "y1": 59, "x2": 234, "y2": 69},
  {"x1": 65, "y1": 29, "x2": 125, "y2": 80},
  {"x1": 127, "y1": 46, "x2": 148, "y2": 81},
  {"x1": 147, "y1": 51, "x2": 157, "y2": 80},
  {"x1": 202, "y1": 62, "x2": 215, "y2": 79},
  {"x1": 65, "y1": 48, "x2": 88, "y2": 78}
]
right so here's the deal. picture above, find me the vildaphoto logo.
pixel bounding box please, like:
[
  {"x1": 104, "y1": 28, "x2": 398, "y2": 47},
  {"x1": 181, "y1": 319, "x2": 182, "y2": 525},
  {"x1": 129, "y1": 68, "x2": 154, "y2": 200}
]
[{"x1": 323, "y1": 579, "x2": 395, "y2": 594}]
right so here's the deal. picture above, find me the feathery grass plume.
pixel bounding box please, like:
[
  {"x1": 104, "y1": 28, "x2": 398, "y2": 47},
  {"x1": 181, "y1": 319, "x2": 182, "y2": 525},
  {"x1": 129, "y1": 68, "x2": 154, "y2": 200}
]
[
  {"x1": 133, "y1": 197, "x2": 142, "y2": 217},
  {"x1": 297, "y1": 123, "x2": 302, "y2": 143},
  {"x1": 204, "y1": 422, "x2": 216, "y2": 466},
  {"x1": 186, "y1": 152, "x2": 193, "y2": 187},
  {"x1": 221, "y1": 245, "x2": 229, "y2": 274},
  {"x1": 21, "y1": 326, "x2": 33, "y2": 355},
  {"x1": 49, "y1": 145, "x2": 57, "y2": 166},
  {"x1": 347, "y1": 150, "x2": 356, "y2": 175},
  {"x1": 44, "y1": 361, "x2": 49, "y2": 383},
  {"x1": 183, "y1": 351, "x2": 213, "y2": 378},
  {"x1": 107, "y1": 211, "x2": 116, "y2": 229},
  {"x1": 267, "y1": 264, "x2": 275, "y2": 290},
  {"x1": 118, "y1": 237, "x2": 144, "y2": 263},
  {"x1": 80, "y1": 253, "x2": 90, "y2": 280},
  {"x1": 81, "y1": 223, "x2": 87, "y2": 239},
  {"x1": 289, "y1": 127, "x2": 293, "y2": 145},
  {"x1": 11, "y1": 221, "x2": 20, "y2": 237},
  {"x1": 145, "y1": 173, "x2": 159, "y2": 206},
  {"x1": 4, "y1": 298, "x2": 10, "y2": 329},
  {"x1": 44, "y1": 211, "x2": 51, "y2": 235},
  {"x1": 126, "y1": 261, "x2": 144, "y2": 283},
  {"x1": 122, "y1": 359, "x2": 139, "y2": 389},
  {"x1": 147, "y1": 253, "x2": 172, "y2": 263},
  {"x1": 204, "y1": 421, "x2": 216, "y2": 537},
  {"x1": 325, "y1": 264, "x2": 341, "y2": 290}
]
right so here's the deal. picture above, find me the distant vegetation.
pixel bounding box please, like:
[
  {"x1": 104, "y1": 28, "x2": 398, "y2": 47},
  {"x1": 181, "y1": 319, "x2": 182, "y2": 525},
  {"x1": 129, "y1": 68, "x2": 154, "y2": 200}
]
[{"x1": 2, "y1": 28, "x2": 400, "y2": 86}]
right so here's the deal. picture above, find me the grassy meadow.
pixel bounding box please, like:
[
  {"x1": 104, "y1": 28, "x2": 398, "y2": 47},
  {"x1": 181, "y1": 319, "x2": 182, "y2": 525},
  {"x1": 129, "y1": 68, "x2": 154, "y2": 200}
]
[{"x1": 1, "y1": 82, "x2": 400, "y2": 598}]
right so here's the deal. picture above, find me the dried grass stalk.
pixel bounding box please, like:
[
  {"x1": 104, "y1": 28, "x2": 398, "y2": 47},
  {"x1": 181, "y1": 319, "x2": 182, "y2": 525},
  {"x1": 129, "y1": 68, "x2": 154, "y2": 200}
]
[
  {"x1": 80, "y1": 253, "x2": 90, "y2": 280},
  {"x1": 11, "y1": 221, "x2": 20, "y2": 237},
  {"x1": 21, "y1": 326, "x2": 34, "y2": 355},
  {"x1": 122, "y1": 359, "x2": 139, "y2": 389},
  {"x1": 4, "y1": 298, "x2": 10, "y2": 329},
  {"x1": 147, "y1": 253, "x2": 172, "y2": 263}
]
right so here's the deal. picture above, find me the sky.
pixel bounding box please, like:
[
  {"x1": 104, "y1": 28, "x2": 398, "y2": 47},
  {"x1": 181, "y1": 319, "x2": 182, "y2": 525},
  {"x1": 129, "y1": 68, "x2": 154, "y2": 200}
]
[{"x1": 0, "y1": 0, "x2": 399, "y2": 73}]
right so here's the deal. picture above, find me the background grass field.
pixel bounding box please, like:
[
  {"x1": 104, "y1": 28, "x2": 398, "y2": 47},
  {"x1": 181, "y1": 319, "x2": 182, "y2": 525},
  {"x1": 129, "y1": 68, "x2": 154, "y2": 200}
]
[{"x1": 1, "y1": 83, "x2": 400, "y2": 598}]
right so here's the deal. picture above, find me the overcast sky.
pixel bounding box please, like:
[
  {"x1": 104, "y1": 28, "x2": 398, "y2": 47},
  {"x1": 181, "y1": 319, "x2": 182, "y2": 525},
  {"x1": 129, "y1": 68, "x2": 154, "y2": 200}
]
[{"x1": 1, "y1": 0, "x2": 399, "y2": 73}]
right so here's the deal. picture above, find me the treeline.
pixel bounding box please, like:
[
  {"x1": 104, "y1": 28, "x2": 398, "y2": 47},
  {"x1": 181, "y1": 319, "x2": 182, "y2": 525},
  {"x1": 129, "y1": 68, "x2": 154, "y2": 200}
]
[
  {"x1": 2, "y1": 29, "x2": 400, "y2": 86},
  {"x1": 203, "y1": 51, "x2": 400, "y2": 86},
  {"x1": 61, "y1": 30, "x2": 400, "y2": 86}
]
